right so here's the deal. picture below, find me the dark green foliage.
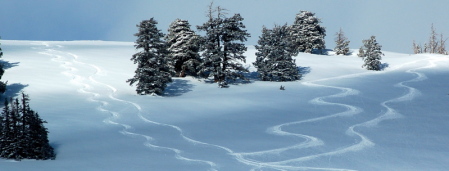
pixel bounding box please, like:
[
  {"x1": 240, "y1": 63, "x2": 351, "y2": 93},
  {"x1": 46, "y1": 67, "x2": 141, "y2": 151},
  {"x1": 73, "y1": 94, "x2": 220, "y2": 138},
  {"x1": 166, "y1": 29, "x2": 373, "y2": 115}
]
[
  {"x1": 127, "y1": 18, "x2": 173, "y2": 95},
  {"x1": 289, "y1": 11, "x2": 326, "y2": 54},
  {"x1": 359, "y1": 36, "x2": 384, "y2": 71},
  {"x1": 254, "y1": 24, "x2": 300, "y2": 81},
  {"x1": 0, "y1": 93, "x2": 55, "y2": 160},
  {"x1": 334, "y1": 28, "x2": 350, "y2": 55},
  {"x1": 197, "y1": 4, "x2": 250, "y2": 87},
  {"x1": 165, "y1": 19, "x2": 202, "y2": 77}
]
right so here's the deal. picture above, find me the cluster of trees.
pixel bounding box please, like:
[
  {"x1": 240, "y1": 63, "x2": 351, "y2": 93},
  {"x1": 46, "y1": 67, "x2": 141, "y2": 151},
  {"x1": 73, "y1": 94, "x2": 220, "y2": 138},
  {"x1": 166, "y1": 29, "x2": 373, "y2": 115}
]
[
  {"x1": 413, "y1": 24, "x2": 448, "y2": 55},
  {"x1": 127, "y1": 7, "x2": 332, "y2": 94},
  {"x1": 332, "y1": 27, "x2": 384, "y2": 71},
  {"x1": 253, "y1": 11, "x2": 327, "y2": 81},
  {"x1": 0, "y1": 93, "x2": 55, "y2": 160},
  {"x1": 333, "y1": 29, "x2": 384, "y2": 71},
  {"x1": 127, "y1": 3, "x2": 251, "y2": 94},
  {"x1": 127, "y1": 4, "x2": 392, "y2": 94}
]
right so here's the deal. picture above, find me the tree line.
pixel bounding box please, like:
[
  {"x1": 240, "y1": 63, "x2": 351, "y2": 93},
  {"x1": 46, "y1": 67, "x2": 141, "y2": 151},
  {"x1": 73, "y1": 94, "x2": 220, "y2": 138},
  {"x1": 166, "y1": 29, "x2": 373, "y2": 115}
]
[
  {"x1": 127, "y1": 3, "x2": 447, "y2": 95},
  {"x1": 127, "y1": 4, "x2": 331, "y2": 95}
]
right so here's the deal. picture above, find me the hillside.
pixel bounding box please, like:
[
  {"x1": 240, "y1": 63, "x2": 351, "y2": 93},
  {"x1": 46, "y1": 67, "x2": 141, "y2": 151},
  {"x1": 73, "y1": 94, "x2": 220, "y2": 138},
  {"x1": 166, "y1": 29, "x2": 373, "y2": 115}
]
[{"x1": 1, "y1": 40, "x2": 449, "y2": 170}]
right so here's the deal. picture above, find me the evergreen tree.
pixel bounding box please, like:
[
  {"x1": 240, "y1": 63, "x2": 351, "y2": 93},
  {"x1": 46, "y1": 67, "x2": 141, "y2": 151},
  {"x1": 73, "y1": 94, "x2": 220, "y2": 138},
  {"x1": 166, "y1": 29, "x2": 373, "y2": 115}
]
[
  {"x1": 359, "y1": 36, "x2": 384, "y2": 71},
  {"x1": 127, "y1": 18, "x2": 173, "y2": 95},
  {"x1": 197, "y1": 3, "x2": 250, "y2": 87},
  {"x1": 334, "y1": 28, "x2": 350, "y2": 55},
  {"x1": 254, "y1": 24, "x2": 300, "y2": 81},
  {"x1": 0, "y1": 93, "x2": 55, "y2": 160},
  {"x1": 165, "y1": 19, "x2": 201, "y2": 77},
  {"x1": 0, "y1": 99, "x2": 12, "y2": 158},
  {"x1": 289, "y1": 11, "x2": 326, "y2": 54},
  {"x1": 357, "y1": 47, "x2": 365, "y2": 58},
  {"x1": 0, "y1": 37, "x2": 6, "y2": 93}
]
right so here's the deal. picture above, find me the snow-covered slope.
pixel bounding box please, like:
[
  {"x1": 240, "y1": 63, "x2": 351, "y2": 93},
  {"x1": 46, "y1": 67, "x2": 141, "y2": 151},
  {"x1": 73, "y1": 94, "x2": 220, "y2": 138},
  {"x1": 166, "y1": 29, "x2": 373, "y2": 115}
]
[{"x1": 1, "y1": 40, "x2": 449, "y2": 170}]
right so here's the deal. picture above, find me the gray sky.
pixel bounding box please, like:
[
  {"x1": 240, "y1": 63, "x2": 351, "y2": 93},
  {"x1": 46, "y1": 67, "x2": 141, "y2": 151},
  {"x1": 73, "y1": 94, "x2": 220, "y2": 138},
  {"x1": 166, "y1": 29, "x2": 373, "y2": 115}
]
[{"x1": 1, "y1": 0, "x2": 448, "y2": 53}]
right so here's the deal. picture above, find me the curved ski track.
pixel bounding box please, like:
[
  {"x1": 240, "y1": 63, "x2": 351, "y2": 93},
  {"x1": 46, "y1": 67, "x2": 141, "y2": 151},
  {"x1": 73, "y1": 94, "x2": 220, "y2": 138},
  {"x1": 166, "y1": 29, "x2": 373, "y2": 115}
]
[
  {"x1": 36, "y1": 41, "x2": 447, "y2": 171},
  {"x1": 236, "y1": 56, "x2": 446, "y2": 171},
  {"x1": 37, "y1": 42, "x2": 219, "y2": 171}
]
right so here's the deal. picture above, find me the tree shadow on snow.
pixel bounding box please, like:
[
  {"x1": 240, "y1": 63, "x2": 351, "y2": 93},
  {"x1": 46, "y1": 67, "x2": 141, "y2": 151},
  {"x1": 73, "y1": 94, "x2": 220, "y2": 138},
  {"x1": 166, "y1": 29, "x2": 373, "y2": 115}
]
[
  {"x1": 298, "y1": 66, "x2": 312, "y2": 79},
  {"x1": 240, "y1": 66, "x2": 311, "y2": 82},
  {"x1": 243, "y1": 71, "x2": 259, "y2": 81},
  {"x1": 380, "y1": 63, "x2": 390, "y2": 71},
  {"x1": 49, "y1": 142, "x2": 60, "y2": 158},
  {"x1": 164, "y1": 79, "x2": 194, "y2": 97},
  {"x1": 0, "y1": 60, "x2": 20, "y2": 70},
  {"x1": 1, "y1": 83, "x2": 29, "y2": 101},
  {"x1": 312, "y1": 49, "x2": 332, "y2": 55}
]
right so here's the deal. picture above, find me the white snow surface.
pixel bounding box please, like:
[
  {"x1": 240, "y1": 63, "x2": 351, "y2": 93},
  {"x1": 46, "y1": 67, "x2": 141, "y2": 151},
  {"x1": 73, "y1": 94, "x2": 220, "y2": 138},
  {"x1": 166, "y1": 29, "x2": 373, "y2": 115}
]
[{"x1": 1, "y1": 40, "x2": 449, "y2": 170}]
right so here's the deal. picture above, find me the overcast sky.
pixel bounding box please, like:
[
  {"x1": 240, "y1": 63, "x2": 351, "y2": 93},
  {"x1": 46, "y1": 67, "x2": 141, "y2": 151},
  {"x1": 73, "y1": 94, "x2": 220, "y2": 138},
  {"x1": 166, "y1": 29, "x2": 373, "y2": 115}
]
[{"x1": 1, "y1": 0, "x2": 448, "y2": 53}]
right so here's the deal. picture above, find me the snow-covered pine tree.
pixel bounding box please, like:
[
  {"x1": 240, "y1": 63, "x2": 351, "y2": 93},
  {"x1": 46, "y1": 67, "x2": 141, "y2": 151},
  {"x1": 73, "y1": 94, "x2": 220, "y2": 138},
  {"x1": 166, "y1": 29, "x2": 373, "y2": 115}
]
[
  {"x1": 165, "y1": 19, "x2": 201, "y2": 77},
  {"x1": 127, "y1": 18, "x2": 173, "y2": 95},
  {"x1": 0, "y1": 37, "x2": 6, "y2": 93},
  {"x1": 289, "y1": 11, "x2": 326, "y2": 54},
  {"x1": 359, "y1": 36, "x2": 384, "y2": 71},
  {"x1": 334, "y1": 28, "x2": 350, "y2": 55},
  {"x1": 254, "y1": 24, "x2": 300, "y2": 81},
  {"x1": 197, "y1": 3, "x2": 250, "y2": 87},
  {"x1": 0, "y1": 93, "x2": 55, "y2": 160},
  {"x1": 357, "y1": 47, "x2": 364, "y2": 58}
]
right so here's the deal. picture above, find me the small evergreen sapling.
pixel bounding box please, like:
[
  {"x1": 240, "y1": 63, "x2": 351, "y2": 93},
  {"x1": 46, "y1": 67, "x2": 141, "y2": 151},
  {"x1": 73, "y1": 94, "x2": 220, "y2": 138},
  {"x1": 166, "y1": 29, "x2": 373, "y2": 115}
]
[
  {"x1": 357, "y1": 47, "x2": 365, "y2": 58},
  {"x1": 127, "y1": 18, "x2": 173, "y2": 95},
  {"x1": 359, "y1": 36, "x2": 384, "y2": 71},
  {"x1": 334, "y1": 28, "x2": 350, "y2": 55}
]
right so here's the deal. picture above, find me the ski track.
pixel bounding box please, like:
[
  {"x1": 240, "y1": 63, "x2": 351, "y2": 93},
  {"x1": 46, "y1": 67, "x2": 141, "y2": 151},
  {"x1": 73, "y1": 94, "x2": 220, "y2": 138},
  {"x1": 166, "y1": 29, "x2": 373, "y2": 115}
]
[
  {"x1": 35, "y1": 41, "x2": 448, "y2": 171},
  {"x1": 241, "y1": 56, "x2": 445, "y2": 171},
  {"x1": 40, "y1": 42, "x2": 356, "y2": 171},
  {"x1": 37, "y1": 42, "x2": 218, "y2": 171}
]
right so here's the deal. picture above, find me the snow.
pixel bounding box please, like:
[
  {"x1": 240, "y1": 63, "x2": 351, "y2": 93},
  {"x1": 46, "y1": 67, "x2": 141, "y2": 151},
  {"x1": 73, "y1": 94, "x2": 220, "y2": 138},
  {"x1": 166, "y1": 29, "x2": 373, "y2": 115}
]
[{"x1": 1, "y1": 40, "x2": 449, "y2": 170}]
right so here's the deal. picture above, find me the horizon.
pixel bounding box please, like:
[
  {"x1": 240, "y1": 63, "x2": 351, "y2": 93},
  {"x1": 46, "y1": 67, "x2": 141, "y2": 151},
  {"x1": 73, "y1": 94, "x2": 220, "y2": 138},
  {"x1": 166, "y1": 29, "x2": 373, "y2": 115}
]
[{"x1": 1, "y1": 0, "x2": 449, "y2": 54}]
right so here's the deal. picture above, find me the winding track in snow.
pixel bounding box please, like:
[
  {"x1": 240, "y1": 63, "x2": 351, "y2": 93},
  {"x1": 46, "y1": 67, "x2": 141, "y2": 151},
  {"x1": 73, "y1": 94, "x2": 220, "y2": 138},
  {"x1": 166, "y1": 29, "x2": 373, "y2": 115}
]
[
  {"x1": 233, "y1": 56, "x2": 446, "y2": 170},
  {"x1": 50, "y1": 44, "x2": 352, "y2": 171},
  {"x1": 45, "y1": 45, "x2": 418, "y2": 171},
  {"x1": 37, "y1": 42, "x2": 219, "y2": 171},
  {"x1": 37, "y1": 41, "x2": 449, "y2": 171},
  {"x1": 37, "y1": 42, "x2": 355, "y2": 171}
]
